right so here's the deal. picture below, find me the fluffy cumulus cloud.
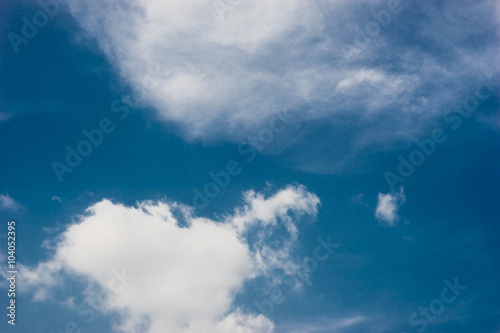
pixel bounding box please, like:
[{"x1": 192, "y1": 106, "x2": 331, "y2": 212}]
[
  {"x1": 375, "y1": 186, "x2": 405, "y2": 226},
  {"x1": 63, "y1": 0, "x2": 499, "y2": 150},
  {"x1": 21, "y1": 185, "x2": 320, "y2": 333}
]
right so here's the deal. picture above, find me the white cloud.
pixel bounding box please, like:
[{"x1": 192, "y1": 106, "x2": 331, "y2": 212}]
[
  {"x1": 21, "y1": 185, "x2": 320, "y2": 333},
  {"x1": 0, "y1": 193, "x2": 21, "y2": 211},
  {"x1": 51, "y1": 196, "x2": 62, "y2": 202},
  {"x1": 63, "y1": 0, "x2": 499, "y2": 146},
  {"x1": 375, "y1": 186, "x2": 406, "y2": 226}
]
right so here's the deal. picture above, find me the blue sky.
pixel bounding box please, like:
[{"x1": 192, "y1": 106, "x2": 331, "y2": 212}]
[{"x1": 0, "y1": 0, "x2": 499, "y2": 332}]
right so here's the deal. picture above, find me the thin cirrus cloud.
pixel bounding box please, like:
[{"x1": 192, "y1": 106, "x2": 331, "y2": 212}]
[
  {"x1": 62, "y1": 0, "x2": 499, "y2": 154},
  {"x1": 275, "y1": 315, "x2": 368, "y2": 333},
  {"x1": 21, "y1": 185, "x2": 320, "y2": 333}
]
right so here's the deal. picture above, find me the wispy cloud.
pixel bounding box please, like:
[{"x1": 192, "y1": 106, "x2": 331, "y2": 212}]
[
  {"x1": 276, "y1": 315, "x2": 367, "y2": 333},
  {"x1": 63, "y1": 0, "x2": 499, "y2": 154},
  {"x1": 0, "y1": 193, "x2": 22, "y2": 211}
]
